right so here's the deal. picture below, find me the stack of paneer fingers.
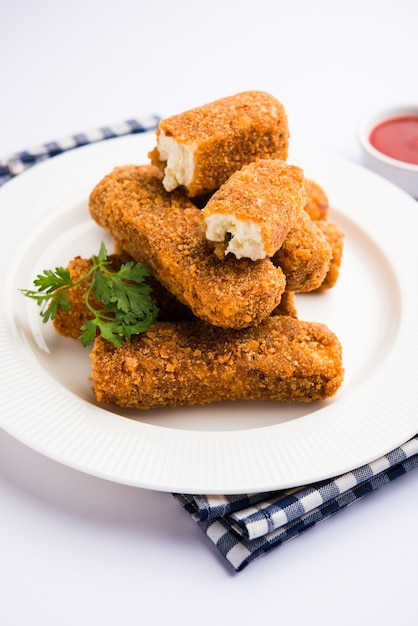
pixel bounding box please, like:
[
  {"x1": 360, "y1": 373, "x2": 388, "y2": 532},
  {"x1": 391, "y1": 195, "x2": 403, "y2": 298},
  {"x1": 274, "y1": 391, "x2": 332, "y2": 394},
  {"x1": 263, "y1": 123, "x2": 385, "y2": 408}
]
[{"x1": 54, "y1": 91, "x2": 345, "y2": 410}]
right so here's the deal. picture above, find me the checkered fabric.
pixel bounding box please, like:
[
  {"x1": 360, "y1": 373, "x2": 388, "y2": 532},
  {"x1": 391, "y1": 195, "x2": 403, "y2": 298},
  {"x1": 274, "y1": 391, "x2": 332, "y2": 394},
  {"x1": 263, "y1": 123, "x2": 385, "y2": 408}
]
[
  {"x1": 174, "y1": 435, "x2": 418, "y2": 571},
  {"x1": 0, "y1": 114, "x2": 160, "y2": 187},
  {"x1": 2, "y1": 120, "x2": 417, "y2": 573}
]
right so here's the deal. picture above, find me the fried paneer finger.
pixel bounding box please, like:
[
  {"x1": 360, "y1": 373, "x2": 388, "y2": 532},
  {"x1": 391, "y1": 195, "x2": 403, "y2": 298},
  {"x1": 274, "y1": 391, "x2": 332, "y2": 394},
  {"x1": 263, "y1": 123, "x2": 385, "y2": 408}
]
[
  {"x1": 304, "y1": 179, "x2": 329, "y2": 221},
  {"x1": 315, "y1": 220, "x2": 345, "y2": 290},
  {"x1": 52, "y1": 255, "x2": 97, "y2": 339},
  {"x1": 202, "y1": 159, "x2": 306, "y2": 261},
  {"x1": 148, "y1": 91, "x2": 289, "y2": 196},
  {"x1": 273, "y1": 206, "x2": 332, "y2": 292},
  {"x1": 89, "y1": 165, "x2": 286, "y2": 329},
  {"x1": 54, "y1": 251, "x2": 295, "y2": 339},
  {"x1": 90, "y1": 316, "x2": 344, "y2": 409},
  {"x1": 300, "y1": 180, "x2": 344, "y2": 289}
]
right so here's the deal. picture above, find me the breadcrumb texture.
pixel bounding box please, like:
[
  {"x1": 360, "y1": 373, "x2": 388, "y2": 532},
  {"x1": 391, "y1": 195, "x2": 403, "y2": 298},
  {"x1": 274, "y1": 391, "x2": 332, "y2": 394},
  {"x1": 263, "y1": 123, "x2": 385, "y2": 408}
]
[
  {"x1": 304, "y1": 179, "x2": 329, "y2": 221},
  {"x1": 89, "y1": 165, "x2": 286, "y2": 329},
  {"x1": 301, "y1": 179, "x2": 344, "y2": 290},
  {"x1": 273, "y1": 206, "x2": 333, "y2": 291},
  {"x1": 149, "y1": 91, "x2": 289, "y2": 196},
  {"x1": 90, "y1": 316, "x2": 344, "y2": 409},
  {"x1": 202, "y1": 159, "x2": 306, "y2": 260},
  {"x1": 315, "y1": 220, "x2": 345, "y2": 290},
  {"x1": 52, "y1": 256, "x2": 102, "y2": 339}
]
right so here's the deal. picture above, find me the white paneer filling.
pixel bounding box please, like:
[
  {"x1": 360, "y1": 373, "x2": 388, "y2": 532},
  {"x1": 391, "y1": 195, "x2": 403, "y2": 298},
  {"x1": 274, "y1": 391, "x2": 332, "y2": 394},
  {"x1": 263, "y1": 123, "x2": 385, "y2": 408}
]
[
  {"x1": 205, "y1": 214, "x2": 265, "y2": 261},
  {"x1": 157, "y1": 131, "x2": 195, "y2": 192}
]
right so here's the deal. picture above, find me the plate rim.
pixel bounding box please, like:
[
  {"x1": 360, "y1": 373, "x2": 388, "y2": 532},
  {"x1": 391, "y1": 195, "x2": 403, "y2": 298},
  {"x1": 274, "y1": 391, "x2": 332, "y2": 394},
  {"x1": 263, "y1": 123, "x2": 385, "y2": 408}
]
[{"x1": 1, "y1": 132, "x2": 418, "y2": 494}]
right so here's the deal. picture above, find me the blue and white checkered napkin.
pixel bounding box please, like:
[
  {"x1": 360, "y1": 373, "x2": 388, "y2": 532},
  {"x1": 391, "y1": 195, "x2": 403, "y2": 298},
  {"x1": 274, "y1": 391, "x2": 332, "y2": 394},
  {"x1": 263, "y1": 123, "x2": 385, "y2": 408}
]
[
  {"x1": 2, "y1": 119, "x2": 418, "y2": 573},
  {"x1": 0, "y1": 114, "x2": 160, "y2": 187},
  {"x1": 174, "y1": 435, "x2": 418, "y2": 571}
]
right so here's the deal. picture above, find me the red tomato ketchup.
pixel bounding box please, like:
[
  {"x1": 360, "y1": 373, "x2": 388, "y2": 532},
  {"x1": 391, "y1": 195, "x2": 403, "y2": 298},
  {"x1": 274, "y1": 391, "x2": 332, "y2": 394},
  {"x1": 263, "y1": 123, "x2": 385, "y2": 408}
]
[{"x1": 369, "y1": 115, "x2": 418, "y2": 165}]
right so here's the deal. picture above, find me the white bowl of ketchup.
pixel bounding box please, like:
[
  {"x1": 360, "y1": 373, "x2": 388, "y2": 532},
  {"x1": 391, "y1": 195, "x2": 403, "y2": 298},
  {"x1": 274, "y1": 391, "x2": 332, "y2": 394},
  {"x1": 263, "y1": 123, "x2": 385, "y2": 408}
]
[{"x1": 357, "y1": 104, "x2": 418, "y2": 198}]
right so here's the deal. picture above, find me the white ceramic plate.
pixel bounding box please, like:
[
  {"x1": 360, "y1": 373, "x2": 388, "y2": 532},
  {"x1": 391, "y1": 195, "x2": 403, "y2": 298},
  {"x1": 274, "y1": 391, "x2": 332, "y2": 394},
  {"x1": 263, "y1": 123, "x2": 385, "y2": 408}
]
[{"x1": 1, "y1": 132, "x2": 418, "y2": 494}]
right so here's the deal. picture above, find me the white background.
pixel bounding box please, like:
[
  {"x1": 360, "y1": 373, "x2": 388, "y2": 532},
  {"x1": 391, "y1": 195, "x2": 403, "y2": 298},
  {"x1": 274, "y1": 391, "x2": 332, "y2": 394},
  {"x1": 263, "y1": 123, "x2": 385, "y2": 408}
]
[{"x1": 1, "y1": 1, "x2": 417, "y2": 624}]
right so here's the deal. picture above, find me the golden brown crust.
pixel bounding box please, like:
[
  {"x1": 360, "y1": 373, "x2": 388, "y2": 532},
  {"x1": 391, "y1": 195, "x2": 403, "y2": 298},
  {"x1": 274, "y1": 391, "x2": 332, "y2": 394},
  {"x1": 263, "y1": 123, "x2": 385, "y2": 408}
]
[
  {"x1": 304, "y1": 179, "x2": 329, "y2": 221},
  {"x1": 52, "y1": 256, "x2": 100, "y2": 339},
  {"x1": 89, "y1": 165, "x2": 286, "y2": 329},
  {"x1": 300, "y1": 179, "x2": 344, "y2": 289},
  {"x1": 149, "y1": 91, "x2": 289, "y2": 196},
  {"x1": 90, "y1": 316, "x2": 344, "y2": 409},
  {"x1": 202, "y1": 159, "x2": 306, "y2": 258},
  {"x1": 315, "y1": 220, "x2": 345, "y2": 290},
  {"x1": 272, "y1": 206, "x2": 332, "y2": 292}
]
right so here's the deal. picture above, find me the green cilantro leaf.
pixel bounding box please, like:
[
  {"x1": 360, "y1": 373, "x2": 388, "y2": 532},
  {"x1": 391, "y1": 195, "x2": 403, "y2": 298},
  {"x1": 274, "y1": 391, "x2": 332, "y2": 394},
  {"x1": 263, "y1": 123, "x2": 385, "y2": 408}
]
[{"x1": 20, "y1": 242, "x2": 158, "y2": 346}]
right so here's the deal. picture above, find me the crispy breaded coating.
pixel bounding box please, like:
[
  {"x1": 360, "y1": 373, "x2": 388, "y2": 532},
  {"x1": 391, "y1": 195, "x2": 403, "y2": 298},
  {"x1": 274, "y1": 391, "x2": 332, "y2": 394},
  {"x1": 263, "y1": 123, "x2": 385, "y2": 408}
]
[
  {"x1": 273, "y1": 206, "x2": 332, "y2": 292},
  {"x1": 89, "y1": 165, "x2": 286, "y2": 329},
  {"x1": 148, "y1": 91, "x2": 289, "y2": 197},
  {"x1": 315, "y1": 220, "x2": 345, "y2": 290},
  {"x1": 52, "y1": 255, "x2": 104, "y2": 339},
  {"x1": 90, "y1": 316, "x2": 344, "y2": 409},
  {"x1": 52, "y1": 253, "x2": 196, "y2": 339},
  {"x1": 304, "y1": 179, "x2": 329, "y2": 221},
  {"x1": 202, "y1": 159, "x2": 306, "y2": 261},
  {"x1": 300, "y1": 179, "x2": 344, "y2": 289}
]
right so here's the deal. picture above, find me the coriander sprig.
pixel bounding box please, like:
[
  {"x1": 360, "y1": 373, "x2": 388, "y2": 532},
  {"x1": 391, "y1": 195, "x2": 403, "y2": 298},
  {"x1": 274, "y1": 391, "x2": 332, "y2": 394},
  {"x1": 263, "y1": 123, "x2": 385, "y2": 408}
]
[{"x1": 20, "y1": 242, "x2": 159, "y2": 346}]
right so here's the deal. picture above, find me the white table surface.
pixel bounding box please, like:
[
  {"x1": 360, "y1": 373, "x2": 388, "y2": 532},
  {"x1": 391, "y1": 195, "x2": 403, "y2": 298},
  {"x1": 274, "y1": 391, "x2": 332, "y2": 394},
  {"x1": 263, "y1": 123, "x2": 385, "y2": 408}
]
[{"x1": 1, "y1": 1, "x2": 417, "y2": 624}]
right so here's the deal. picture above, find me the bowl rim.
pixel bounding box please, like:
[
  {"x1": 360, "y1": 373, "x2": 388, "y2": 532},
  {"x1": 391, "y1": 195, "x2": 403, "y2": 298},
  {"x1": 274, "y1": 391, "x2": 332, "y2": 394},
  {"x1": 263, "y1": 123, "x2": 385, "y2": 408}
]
[{"x1": 356, "y1": 102, "x2": 418, "y2": 173}]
